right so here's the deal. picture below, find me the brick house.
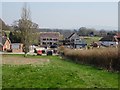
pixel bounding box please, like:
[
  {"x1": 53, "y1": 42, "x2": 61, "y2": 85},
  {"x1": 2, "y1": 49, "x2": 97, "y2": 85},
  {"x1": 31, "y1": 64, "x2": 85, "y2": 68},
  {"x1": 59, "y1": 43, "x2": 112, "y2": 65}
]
[
  {"x1": 0, "y1": 36, "x2": 11, "y2": 51},
  {"x1": 39, "y1": 32, "x2": 60, "y2": 47}
]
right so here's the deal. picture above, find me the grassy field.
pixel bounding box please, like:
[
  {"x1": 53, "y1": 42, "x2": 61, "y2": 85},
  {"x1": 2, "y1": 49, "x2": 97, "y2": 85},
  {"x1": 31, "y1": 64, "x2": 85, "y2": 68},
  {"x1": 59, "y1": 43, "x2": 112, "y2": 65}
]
[
  {"x1": 2, "y1": 55, "x2": 118, "y2": 88},
  {"x1": 83, "y1": 36, "x2": 102, "y2": 45}
]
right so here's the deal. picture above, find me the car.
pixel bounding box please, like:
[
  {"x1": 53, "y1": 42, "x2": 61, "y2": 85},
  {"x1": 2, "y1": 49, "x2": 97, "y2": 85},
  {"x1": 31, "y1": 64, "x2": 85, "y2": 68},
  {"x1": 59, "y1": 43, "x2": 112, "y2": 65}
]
[
  {"x1": 37, "y1": 50, "x2": 42, "y2": 55},
  {"x1": 47, "y1": 50, "x2": 53, "y2": 56},
  {"x1": 50, "y1": 45, "x2": 57, "y2": 48},
  {"x1": 50, "y1": 45, "x2": 58, "y2": 54}
]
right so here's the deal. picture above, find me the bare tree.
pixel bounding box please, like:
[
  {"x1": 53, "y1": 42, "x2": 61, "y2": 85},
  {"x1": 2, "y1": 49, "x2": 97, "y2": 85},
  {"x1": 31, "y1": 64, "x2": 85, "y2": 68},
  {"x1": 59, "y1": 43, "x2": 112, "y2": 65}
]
[{"x1": 17, "y1": 3, "x2": 37, "y2": 56}]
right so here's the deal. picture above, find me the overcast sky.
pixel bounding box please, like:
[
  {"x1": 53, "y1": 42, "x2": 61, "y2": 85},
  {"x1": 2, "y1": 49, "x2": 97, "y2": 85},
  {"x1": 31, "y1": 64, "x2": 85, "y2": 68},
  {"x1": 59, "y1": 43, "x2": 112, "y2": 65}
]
[{"x1": 2, "y1": 2, "x2": 118, "y2": 30}]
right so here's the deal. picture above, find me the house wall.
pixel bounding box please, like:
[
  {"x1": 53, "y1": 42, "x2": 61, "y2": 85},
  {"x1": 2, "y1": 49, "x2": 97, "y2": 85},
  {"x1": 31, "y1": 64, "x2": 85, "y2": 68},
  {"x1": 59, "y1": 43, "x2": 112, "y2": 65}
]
[
  {"x1": 69, "y1": 33, "x2": 79, "y2": 41},
  {"x1": 3, "y1": 40, "x2": 11, "y2": 51},
  {"x1": 76, "y1": 45, "x2": 83, "y2": 48},
  {"x1": 12, "y1": 43, "x2": 23, "y2": 53},
  {"x1": 69, "y1": 33, "x2": 86, "y2": 48},
  {"x1": 39, "y1": 32, "x2": 60, "y2": 46},
  {"x1": 0, "y1": 46, "x2": 3, "y2": 51},
  {"x1": 40, "y1": 38, "x2": 58, "y2": 46},
  {"x1": 100, "y1": 41, "x2": 117, "y2": 46},
  {"x1": 12, "y1": 49, "x2": 23, "y2": 53}
]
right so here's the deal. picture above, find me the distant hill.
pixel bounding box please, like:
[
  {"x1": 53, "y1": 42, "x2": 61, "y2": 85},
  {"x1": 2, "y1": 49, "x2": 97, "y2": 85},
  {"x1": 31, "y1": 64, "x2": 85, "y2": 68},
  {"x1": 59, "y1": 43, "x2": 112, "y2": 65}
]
[{"x1": 0, "y1": 18, "x2": 9, "y2": 30}]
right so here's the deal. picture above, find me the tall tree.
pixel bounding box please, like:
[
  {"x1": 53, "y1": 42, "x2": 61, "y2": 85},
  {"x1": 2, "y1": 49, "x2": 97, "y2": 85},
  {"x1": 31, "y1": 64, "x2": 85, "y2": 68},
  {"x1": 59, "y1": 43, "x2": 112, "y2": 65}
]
[
  {"x1": 16, "y1": 3, "x2": 37, "y2": 56},
  {"x1": 0, "y1": 18, "x2": 9, "y2": 30},
  {"x1": 78, "y1": 27, "x2": 87, "y2": 36},
  {"x1": 9, "y1": 31, "x2": 21, "y2": 43},
  {"x1": 99, "y1": 29, "x2": 107, "y2": 37}
]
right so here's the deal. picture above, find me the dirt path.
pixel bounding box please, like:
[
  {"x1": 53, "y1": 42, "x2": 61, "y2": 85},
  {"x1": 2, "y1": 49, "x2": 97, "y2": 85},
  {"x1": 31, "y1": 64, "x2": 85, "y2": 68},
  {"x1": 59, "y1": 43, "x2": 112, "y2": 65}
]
[{"x1": 2, "y1": 55, "x2": 50, "y2": 65}]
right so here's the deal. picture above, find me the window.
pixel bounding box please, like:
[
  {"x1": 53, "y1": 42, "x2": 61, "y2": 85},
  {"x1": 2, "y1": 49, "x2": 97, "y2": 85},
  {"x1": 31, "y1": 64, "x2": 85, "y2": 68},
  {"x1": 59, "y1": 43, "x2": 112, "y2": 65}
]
[
  {"x1": 50, "y1": 38, "x2": 52, "y2": 41},
  {"x1": 50, "y1": 42, "x2": 52, "y2": 45},
  {"x1": 54, "y1": 39, "x2": 58, "y2": 41},
  {"x1": 42, "y1": 42, "x2": 46, "y2": 45},
  {"x1": 53, "y1": 43, "x2": 57, "y2": 45},
  {"x1": 43, "y1": 38, "x2": 46, "y2": 41}
]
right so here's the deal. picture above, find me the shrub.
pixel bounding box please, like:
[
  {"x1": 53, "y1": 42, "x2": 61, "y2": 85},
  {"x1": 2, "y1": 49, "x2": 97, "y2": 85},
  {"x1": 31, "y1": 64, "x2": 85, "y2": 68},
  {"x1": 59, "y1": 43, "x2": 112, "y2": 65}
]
[{"x1": 63, "y1": 48, "x2": 119, "y2": 71}]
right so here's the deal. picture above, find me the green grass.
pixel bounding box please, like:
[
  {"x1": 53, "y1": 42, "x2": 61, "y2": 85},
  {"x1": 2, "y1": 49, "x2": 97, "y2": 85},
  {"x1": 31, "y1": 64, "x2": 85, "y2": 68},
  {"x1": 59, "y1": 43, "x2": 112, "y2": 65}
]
[
  {"x1": 84, "y1": 36, "x2": 102, "y2": 45},
  {"x1": 2, "y1": 55, "x2": 118, "y2": 88}
]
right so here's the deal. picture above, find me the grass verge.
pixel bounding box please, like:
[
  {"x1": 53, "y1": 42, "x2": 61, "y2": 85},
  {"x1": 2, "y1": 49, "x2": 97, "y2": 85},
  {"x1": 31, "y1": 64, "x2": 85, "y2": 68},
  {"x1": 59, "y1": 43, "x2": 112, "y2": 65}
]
[{"x1": 2, "y1": 55, "x2": 118, "y2": 88}]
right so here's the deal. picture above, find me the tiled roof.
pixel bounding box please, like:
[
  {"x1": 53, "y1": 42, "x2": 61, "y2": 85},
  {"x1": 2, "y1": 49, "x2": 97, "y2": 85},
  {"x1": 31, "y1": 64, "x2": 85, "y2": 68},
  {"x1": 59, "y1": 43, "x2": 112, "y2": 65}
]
[
  {"x1": 99, "y1": 35, "x2": 116, "y2": 41},
  {"x1": 61, "y1": 31, "x2": 73, "y2": 39},
  {"x1": 67, "y1": 33, "x2": 75, "y2": 39}
]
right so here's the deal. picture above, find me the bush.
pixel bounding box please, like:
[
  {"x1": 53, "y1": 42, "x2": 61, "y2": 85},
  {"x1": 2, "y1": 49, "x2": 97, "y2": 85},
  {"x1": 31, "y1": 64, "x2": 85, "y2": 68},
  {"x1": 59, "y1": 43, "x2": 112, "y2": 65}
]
[{"x1": 63, "y1": 48, "x2": 119, "y2": 71}]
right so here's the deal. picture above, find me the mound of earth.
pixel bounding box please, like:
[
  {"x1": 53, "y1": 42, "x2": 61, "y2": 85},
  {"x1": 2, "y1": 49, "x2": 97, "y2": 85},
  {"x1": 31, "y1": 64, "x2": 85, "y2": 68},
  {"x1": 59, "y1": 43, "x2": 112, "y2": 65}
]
[{"x1": 2, "y1": 55, "x2": 49, "y2": 65}]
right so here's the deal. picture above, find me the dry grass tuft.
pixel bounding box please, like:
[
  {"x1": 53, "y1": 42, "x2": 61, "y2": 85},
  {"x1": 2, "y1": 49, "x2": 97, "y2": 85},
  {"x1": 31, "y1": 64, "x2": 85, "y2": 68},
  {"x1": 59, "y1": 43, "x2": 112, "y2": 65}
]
[{"x1": 61, "y1": 47, "x2": 119, "y2": 71}]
